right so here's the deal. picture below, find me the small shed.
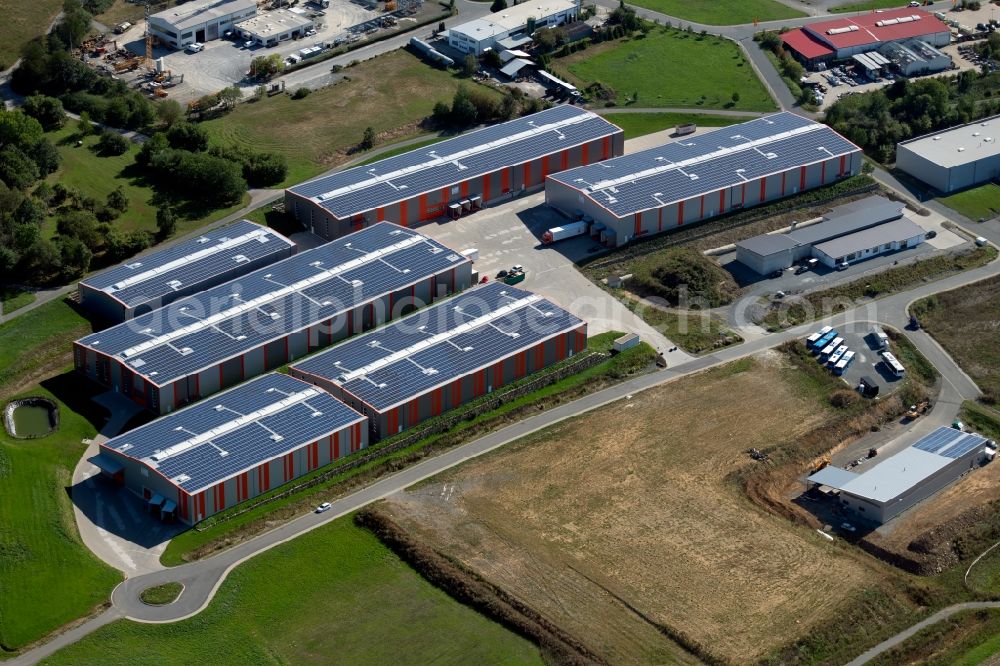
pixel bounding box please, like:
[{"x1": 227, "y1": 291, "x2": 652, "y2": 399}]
[{"x1": 613, "y1": 333, "x2": 640, "y2": 353}]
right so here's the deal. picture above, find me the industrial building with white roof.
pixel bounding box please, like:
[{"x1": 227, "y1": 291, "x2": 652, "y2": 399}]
[
  {"x1": 74, "y1": 222, "x2": 472, "y2": 415},
  {"x1": 545, "y1": 112, "x2": 862, "y2": 248},
  {"x1": 807, "y1": 427, "x2": 994, "y2": 524},
  {"x1": 284, "y1": 105, "x2": 624, "y2": 240},
  {"x1": 290, "y1": 281, "x2": 586, "y2": 441},
  {"x1": 735, "y1": 195, "x2": 925, "y2": 274},
  {"x1": 92, "y1": 373, "x2": 367, "y2": 524},
  {"x1": 78, "y1": 220, "x2": 295, "y2": 323},
  {"x1": 896, "y1": 114, "x2": 1000, "y2": 193},
  {"x1": 148, "y1": 0, "x2": 256, "y2": 48},
  {"x1": 447, "y1": 0, "x2": 578, "y2": 55}
]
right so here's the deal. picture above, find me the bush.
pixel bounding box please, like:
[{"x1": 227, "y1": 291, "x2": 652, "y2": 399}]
[
  {"x1": 291, "y1": 87, "x2": 311, "y2": 99},
  {"x1": 96, "y1": 130, "x2": 130, "y2": 156},
  {"x1": 22, "y1": 95, "x2": 65, "y2": 130},
  {"x1": 629, "y1": 247, "x2": 739, "y2": 308},
  {"x1": 166, "y1": 121, "x2": 209, "y2": 152},
  {"x1": 829, "y1": 390, "x2": 860, "y2": 409}
]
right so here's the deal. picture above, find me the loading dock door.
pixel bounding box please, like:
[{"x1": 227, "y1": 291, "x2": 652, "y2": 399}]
[{"x1": 196, "y1": 28, "x2": 206, "y2": 42}]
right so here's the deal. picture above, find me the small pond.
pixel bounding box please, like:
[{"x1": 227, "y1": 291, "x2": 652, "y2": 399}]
[{"x1": 4, "y1": 398, "x2": 59, "y2": 439}]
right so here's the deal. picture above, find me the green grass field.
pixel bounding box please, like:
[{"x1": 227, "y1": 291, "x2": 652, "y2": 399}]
[
  {"x1": 600, "y1": 111, "x2": 758, "y2": 139},
  {"x1": 202, "y1": 50, "x2": 498, "y2": 187},
  {"x1": 621, "y1": 0, "x2": 803, "y2": 25},
  {"x1": 0, "y1": 298, "x2": 126, "y2": 652},
  {"x1": 139, "y1": 582, "x2": 183, "y2": 606},
  {"x1": 0, "y1": 298, "x2": 91, "y2": 397},
  {"x1": 1, "y1": 287, "x2": 36, "y2": 315},
  {"x1": 0, "y1": 0, "x2": 61, "y2": 69},
  {"x1": 45, "y1": 126, "x2": 247, "y2": 240},
  {"x1": 869, "y1": 609, "x2": 1000, "y2": 666},
  {"x1": 830, "y1": 0, "x2": 917, "y2": 13},
  {"x1": 0, "y1": 380, "x2": 122, "y2": 652},
  {"x1": 556, "y1": 30, "x2": 776, "y2": 111},
  {"x1": 937, "y1": 183, "x2": 1000, "y2": 221},
  {"x1": 43, "y1": 516, "x2": 542, "y2": 665}
]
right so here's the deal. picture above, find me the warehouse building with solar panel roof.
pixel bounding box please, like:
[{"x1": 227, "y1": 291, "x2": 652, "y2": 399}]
[
  {"x1": 78, "y1": 220, "x2": 296, "y2": 323},
  {"x1": 545, "y1": 112, "x2": 862, "y2": 248},
  {"x1": 74, "y1": 222, "x2": 472, "y2": 415},
  {"x1": 284, "y1": 105, "x2": 624, "y2": 240},
  {"x1": 806, "y1": 427, "x2": 995, "y2": 524},
  {"x1": 290, "y1": 281, "x2": 586, "y2": 441},
  {"x1": 91, "y1": 373, "x2": 367, "y2": 524}
]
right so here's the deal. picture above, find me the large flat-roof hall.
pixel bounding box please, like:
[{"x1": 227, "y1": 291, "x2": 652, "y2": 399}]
[
  {"x1": 290, "y1": 281, "x2": 586, "y2": 441},
  {"x1": 447, "y1": 0, "x2": 578, "y2": 55},
  {"x1": 779, "y1": 8, "x2": 950, "y2": 70},
  {"x1": 896, "y1": 115, "x2": 1000, "y2": 193},
  {"x1": 285, "y1": 105, "x2": 624, "y2": 240},
  {"x1": 148, "y1": 0, "x2": 257, "y2": 49},
  {"x1": 93, "y1": 373, "x2": 367, "y2": 525},
  {"x1": 807, "y1": 427, "x2": 992, "y2": 524},
  {"x1": 545, "y1": 112, "x2": 862, "y2": 247},
  {"x1": 78, "y1": 220, "x2": 295, "y2": 323},
  {"x1": 74, "y1": 223, "x2": 472, "y2": 414}
]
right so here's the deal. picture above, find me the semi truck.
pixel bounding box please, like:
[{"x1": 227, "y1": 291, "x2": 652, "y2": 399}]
[
  {"x1": 542, "y1": 220, "x2": 589, "y2": 244},
  {"x1": 675, "y1": 123, "x2": 697, "y2": 136}
]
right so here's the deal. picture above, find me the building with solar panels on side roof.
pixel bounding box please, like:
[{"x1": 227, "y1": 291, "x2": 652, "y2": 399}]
[
  {"x1": 91, "y1": 373, "x2": 367, "y2": 525},
  {"x1": 78, "y1": 220, "x2": 296, "y2": 323},
  {"x1": 545, "y1": 113, "x2": 862, "y2": 248},
  {"x1": 284, "y1": 105, "x2": 624, "y2": 240},
  {"x1": 290, "y1": 281, "x2": 586, "y2": 442},
  {"x1": 73, "y1": 222, "x2": 472, "y2": 415},
  {"x1": 806, "y1": 427, "x2": 995, "y2": 524}
]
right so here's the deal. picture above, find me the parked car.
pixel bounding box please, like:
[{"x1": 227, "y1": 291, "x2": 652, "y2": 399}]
[
  {"x1": 186, "y1": 42, "x2": 204, "y2": 53},
  {"x1": 925, "y1": 229, "x2": 937, "y2": 239}
]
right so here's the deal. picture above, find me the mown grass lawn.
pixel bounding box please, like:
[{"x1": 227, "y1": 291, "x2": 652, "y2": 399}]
[
  {"x1": 202, "y1": 50, "x2": 499, "y2": 187},
  {"x1": 555, "y1": 29, "x2": 776, "y2": 111},
  {"x1": 0, "y1": 0, "x2": 62, "y2": 69},
  {"x1": 602, "y1": 111, "x2": 759, "y2": 139},
  {"x1": 42, "y1": 516, "x2": 542, "y2": 666},
  {"x1": 937, "y1": 183, "x2": 1000, "y2": 221},
  {"x1": 45, "y1": 126, "x2": 247, "y2": 241},
  {"x1": 0, "y1": 378, "x2": 122, "y2": 653},
  {"x1": 1, "y1": 287, "x2": 36, "y2": 315},
  {"x1": 621, "y1": 0, "x2": 803, "y2": 25}
]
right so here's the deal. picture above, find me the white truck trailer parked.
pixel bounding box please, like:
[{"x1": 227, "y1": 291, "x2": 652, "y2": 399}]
[{"x1": 542, "y1": 220, "x2": 589, "y2": 244}]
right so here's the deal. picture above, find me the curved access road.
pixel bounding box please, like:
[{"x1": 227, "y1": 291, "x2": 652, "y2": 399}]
[{"x1": 846, "y1": 601, "x2": 1000, "y2": 665}]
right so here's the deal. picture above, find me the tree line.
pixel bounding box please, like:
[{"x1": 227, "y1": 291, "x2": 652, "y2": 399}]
[
  {"x1": 825, "y1": 69, "x2": 1000, "y2": 162},
  {"x1": 1, "y1": 0, "x2": 288, "y2": 285}
]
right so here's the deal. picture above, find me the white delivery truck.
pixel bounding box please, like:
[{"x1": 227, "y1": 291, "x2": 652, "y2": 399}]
[{"x1": 542, "y1": 220, "x2": 589, "y2": 244}]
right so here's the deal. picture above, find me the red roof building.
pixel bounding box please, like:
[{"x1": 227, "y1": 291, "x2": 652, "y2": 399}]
[{"x1": 781, "y1": 8, "x2": 950, "y2": 66}]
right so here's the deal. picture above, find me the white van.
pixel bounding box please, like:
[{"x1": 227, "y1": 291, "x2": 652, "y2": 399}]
[
  {"x1": 870, "y1": 325, "x2": 889, "y2": 350},
  {"x1": 185, "y1": 42, "x2": 205, "y2": 53}
]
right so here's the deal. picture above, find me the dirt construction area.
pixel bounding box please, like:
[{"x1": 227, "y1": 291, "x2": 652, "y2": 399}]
[{"x1": 380, "y1": 351, "x2": 912, "y2": 663}]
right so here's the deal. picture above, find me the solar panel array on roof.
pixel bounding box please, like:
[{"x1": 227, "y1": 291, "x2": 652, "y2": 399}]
[
  {"x1": 913, "y1": 427, "x2": 988, "y2": 459},
  {"x1": 288, "y1": 105, "x2": 620, "y2": 218},
  {"x1": 548, "y1": 112, "x2": 859, "y2": 218},
  {"x1": 291, "y1": 281, "x2": 583, "y2": 412},
  {"x1": 104, "y1": 373, "x2": 363, "y2": 494},
  {"x1": 80, "y1": 220, "x2": 294, "y2": 309},
  {"x1": 76, "y1": 223, "x2": 468, "y2": 385}
]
